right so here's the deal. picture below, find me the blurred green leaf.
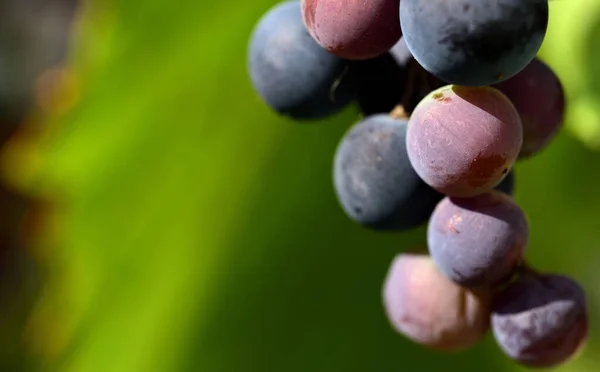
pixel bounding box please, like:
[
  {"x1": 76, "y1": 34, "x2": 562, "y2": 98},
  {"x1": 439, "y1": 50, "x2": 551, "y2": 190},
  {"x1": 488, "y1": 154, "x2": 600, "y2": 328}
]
[{"x1": 540, "y1": 0, "x2": 600, "y2": 148}]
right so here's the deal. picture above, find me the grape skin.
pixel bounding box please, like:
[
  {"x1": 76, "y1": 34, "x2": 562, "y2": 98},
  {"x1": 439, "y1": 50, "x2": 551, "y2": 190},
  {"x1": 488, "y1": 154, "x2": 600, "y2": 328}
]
[
  {"x1": 427, "y1": 191, "x2": 529, "y2": 287},
  {"x1": 248, "y1": 1, "x2": 355, "y2": 119},
  {"x1": 334, "y1": 114, "x2": 443, "y2": 231},
  {"x1": 492, "y1": 274, "x2": 588, "y2": 367},
  {"x1": 400, "y1": 0, "x2": 549, "y2": 86},
  {"x1": 383, "y1": 253, "x2": 491, "y2": 351},
  {"x1": 301, "y1": 0, "x2": 401, "y2": 60},
  {"x1": 493, "y1": 58, "x2": 565, "y2": 158},
  {"x1": 406, "y1": 85, "x2": 522, "y2": 198}
]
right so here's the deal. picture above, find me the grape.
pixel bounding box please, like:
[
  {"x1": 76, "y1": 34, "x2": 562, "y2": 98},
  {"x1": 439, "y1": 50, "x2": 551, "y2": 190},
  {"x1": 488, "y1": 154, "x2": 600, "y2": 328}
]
[
  {"x1": 383, "y1": 253, "x2": 491, "y2": 351},
  {"x1": 406, "y1": 85, "x2": 522, "y2": 197},
  {"x1": 334, "y1": 114, "x2": 443, "y2": 231},
  {"x1": 493, "y1": 58, "x2": 565, "y2": 158},
  {"x1": 301, "y1": 0, "x2": 401, "y2": 60},
  {"x1": 492, "y1": 273, "x2": 588, "y2": 367},
  {"x1": 248, "y1": 1, "x2": 355, "y2": 119},
  {"x1": 427, "y1": 191, "x2": 528, "y2": 287},
  {"x1": 400, "y1": 0, "x2": 549, "y2": 86}
]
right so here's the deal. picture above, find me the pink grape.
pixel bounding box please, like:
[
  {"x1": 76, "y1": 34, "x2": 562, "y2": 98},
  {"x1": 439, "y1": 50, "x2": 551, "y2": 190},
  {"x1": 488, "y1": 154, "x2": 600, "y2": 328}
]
[
  {"x1": 383, "y1": 253, "x2": 491, "y2": 351},
  {"x1": 406, "y1": 85, "x2": 522, "y2": 197},
  {"x1": 301, "y1": 0, "x2": 401, "y2": 60}
]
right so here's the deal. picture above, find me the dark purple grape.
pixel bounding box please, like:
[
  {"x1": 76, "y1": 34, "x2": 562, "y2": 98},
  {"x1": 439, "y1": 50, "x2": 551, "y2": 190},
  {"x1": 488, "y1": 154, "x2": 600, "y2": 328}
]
[
  {"x1": 383, "y1": 253, "x2": 491, "y2": 351},
  {"x1": 406, "y1": 85, "x2": 522, "y2": 197},
  {"x1": 493, "y1": 58, "x2": 565, "y2": 158},
  {"x1": 400, "y1": 0, "x2": 548, "y2": 86},
  {"x1": 492, "y1": 273, "x2": 588, "y2": 367},
  {"x1": 301, "y1": 0, "x2": 401, "y2": 60},
  {"x1": 334, "y1": 114, "x2": 443, "y2": 231},
  {"x1": 248, "y1": 2, "x2": 355, "y2": 119},
  {"x1": 427, "y1": 191, "x2": 528, "y2": 287}
]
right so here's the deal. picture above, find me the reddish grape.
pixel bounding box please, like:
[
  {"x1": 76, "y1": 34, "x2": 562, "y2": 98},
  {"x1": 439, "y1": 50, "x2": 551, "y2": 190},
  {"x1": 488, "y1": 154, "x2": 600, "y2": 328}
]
[
  {"x1": 301, "y1": 0, "x2": 401, "y2": 60},
  {"x1": 406, "y1": 85, "x2": 522, "y2": 197},
  {"x1": 383, "y1": 253, "x2": 491, "y2": 351}
]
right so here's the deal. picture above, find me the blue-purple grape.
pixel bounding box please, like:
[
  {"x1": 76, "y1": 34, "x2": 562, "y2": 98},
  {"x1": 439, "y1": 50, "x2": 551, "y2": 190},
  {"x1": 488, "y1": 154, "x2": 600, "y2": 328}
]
[
  {"x1": 400, "y1": 0, "x2": 549, "y2": 86},
  {"x1": 427, "y1": 191, "x2": 529, "y2": 287},
  {"x1": 334, "y1": 114, "x2": 442, "y2": 231},
  {"x1": 248, "y1": 1, "x2": 355, "y2": 119},
  {"x1": 492, "y1": 273, "x2": 588, "y2": 367}
]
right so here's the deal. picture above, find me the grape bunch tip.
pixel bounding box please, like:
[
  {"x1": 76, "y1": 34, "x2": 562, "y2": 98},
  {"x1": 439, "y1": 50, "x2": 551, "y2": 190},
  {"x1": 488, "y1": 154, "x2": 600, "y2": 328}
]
[{"x1": 247, "y1": 0, "x2": 586, "y2": 367}]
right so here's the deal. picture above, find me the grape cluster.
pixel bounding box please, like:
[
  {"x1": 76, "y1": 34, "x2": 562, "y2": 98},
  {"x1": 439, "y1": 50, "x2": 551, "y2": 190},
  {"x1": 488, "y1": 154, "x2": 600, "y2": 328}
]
[{"x1": 247, "y1": 0, "x2": 588, "y2": 367}]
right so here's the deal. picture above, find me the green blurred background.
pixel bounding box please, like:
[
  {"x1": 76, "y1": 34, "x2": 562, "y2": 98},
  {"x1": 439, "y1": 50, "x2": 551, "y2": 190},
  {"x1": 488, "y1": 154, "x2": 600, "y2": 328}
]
[{"x1": 1, "y1": 0, "x2": 600, "y2": 371}]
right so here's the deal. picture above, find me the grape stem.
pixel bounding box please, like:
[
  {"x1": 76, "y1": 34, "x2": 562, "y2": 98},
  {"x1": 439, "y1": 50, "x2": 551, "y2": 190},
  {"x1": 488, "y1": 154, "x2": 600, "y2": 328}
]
[
  {"x1": 394, "y1": 59, "x2": 440, "y2": 118},
  {"x1": 398, "y1": 60, "x2": 419, "y2": 114},
  {"x1": 390, "y1": 105, "x2": 409, "y2": 119},
  {"x1": 329, "y1": 65, "x2": 350, "y2": 103}
]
